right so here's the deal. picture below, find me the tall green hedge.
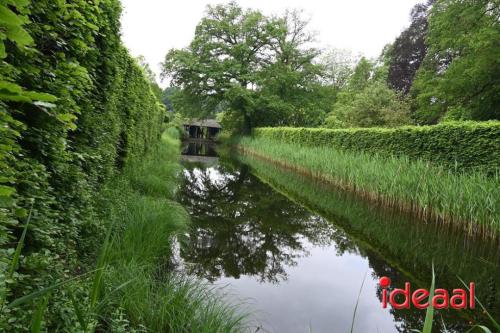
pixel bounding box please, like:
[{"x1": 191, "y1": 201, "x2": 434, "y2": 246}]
[
  {"x1": 0, "y1": 0, "x2": 164, "y2": 330},
  {"x1": 253, "y1": 122, "x2": 500, "y2": 174}
]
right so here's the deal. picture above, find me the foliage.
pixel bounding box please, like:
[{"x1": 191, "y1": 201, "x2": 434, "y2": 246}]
[
  {"x1": 0, "y1": 0, "x2": 165, "y2": 330},
  {"x1": 238, "y1": 149, "x2": 500, "y2": 329},
  {"x1": 326, "y1": 81, "x2": 410, "y2": 128},
  {"x1": 412, "y1": 0, "x2": 500, "y2": 123},
  {"x1": 318, "y1": 48, "x2": 358, "y2": 90},
  {"x1": 347, "y1": 57, "x2": 374, "y2": 92},
  {"x1": 253, "y1": 121, "x2": 500, "y2": 174},
  {"x1": 97, "y1": 131, "x2": 246, "y2": 332},
  {"x1": 3, "y1": 131, "x2": 246, "y2": 332},
  {"x1": 136, "y1": 55, "x2": 163, "y2": 100},
  {"x1": 326, "y1": 57, "x2": 411, "y2": 128},
  {"x1": 238, "y1": 135, "x2": 500, "y2": 236},
  {"x1": 161, "y1": 86, "x2": 179, "y2": 112},
  {"x1": 386, "y1": 1, "x2": 434, "y2": 95},
  {"x1": 163, "y1": 2, "x2": 330, "y2": 131}
]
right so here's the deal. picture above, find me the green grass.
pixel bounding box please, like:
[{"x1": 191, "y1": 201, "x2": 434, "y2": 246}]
[
  {"x1": 95, "y1": 128, "x2": 246, "y2": 332},
  {"x1": 237, "y1": 136, "x2": 500, "y2": 237},
  {"x1": 4, "y1": 128, "x2": 246, "y2": 332}
]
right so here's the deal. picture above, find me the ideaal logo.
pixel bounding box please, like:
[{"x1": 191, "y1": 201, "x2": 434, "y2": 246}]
[{"x1": 379, "y1": 276, "x2": 475, "y2": 310}]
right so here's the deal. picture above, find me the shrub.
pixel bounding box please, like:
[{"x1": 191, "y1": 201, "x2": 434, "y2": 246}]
[
  {"x1": 326, "y1": 82, "x2": 411, "y2": 128},
  {"x1": 0, "y1": 1, "x2": 164, "y2": 330},
  {"x1": 253, "y1": 121, "x2": 500, "y2": 174}
]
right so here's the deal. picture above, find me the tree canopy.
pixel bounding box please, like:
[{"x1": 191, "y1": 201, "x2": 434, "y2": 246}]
[
  {"x1": 162, "y1": 2, "x2": 332, "y2": 131},
  {"x1": 162, "y1": 0, "x2": 499, "y2": 130},
  {"x1": 412, "y1": 0, "x2": 500, "y2": 123},
  {"x1": 386, "y1": 1, "x2": 434, "y2": 95}
]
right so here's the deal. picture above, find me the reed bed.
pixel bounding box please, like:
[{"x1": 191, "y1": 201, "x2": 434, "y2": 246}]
[
  {"x1": 237, "y1": 136, "x2": 500, "y2": 237},
  {"x1": 238, "y1": 152, "x2": 500, "y2": 327}
]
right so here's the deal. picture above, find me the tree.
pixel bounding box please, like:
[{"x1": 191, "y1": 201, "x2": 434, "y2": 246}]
[
  {"x1": 348, "y1": 57, "x2": 374, "y2": 91},
  {"x1": 161, "y1": 86, "x2": 178, "y2": 112},
  {"x1": 162, "y1": 2, "x2": 274, "y2": 131},
  {"x1": 254, "y1": 9, "x2": 329, "y2": 127},
  {"x1": 162, "y1": 3, "x2": 328, "y2": 131},
  {"x1": 412, "y1": 0, "x2": 500, "y2": 123},
  {"x1": 319, "y1": 48, "x2": 359, "y2": 90},
  {"x1": 325, "y1": 82, "x2": 410, "y2": 128},
  {"x1": 325, "y1": 57, "x2": 410, "y2": 128},
  {"x1": 387, "y1": 1, "x2": 434, "y2": 95},
  {"x1": 136, "y1": 55, "x2": 163, "y2": 99}
]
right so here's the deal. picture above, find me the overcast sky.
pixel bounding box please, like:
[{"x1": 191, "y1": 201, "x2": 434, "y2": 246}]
[{"x1": 120, "y1": 0, "x2": 421, "y2": 87}]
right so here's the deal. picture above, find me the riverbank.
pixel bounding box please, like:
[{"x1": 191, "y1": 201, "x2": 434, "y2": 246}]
[
  {"x1": 235, "y1": 152, "x2": 500, "y2": 326},
  {"x1": 90, "y1": 129, "x2": 245, "y2": 331},
  {"x1": 177, "y1": 142, "x2": 499, "y2": 331},
  {"x1": 236, "y1": 136, "x2": 500, "y2": 238},
  {"x1": 2, "y1": 129, "x2": 245, "y2": 331}
]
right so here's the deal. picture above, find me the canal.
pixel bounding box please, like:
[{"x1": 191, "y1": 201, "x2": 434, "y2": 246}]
[{"x1": 176, "y1": 141, "x2": 499, "y2": 333}]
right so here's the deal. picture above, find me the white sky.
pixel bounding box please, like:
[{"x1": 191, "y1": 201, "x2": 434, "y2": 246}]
[{"x1": 120, "y1": 0, "x2": 421, "y2": 87}]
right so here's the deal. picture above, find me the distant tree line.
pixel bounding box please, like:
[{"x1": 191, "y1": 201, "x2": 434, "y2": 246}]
[{"x1": 161, "y1": 0, "x2": 499, "y2": 131}]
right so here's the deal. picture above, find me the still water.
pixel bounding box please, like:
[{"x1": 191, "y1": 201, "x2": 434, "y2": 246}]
[{"x1": 177, "y1": 141, "x2": 499, "y2": 333}]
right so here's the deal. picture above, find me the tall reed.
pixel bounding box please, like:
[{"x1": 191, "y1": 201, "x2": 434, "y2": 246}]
[{"x1": 237, "y1": 136, "x2": 500, "y2": 237}]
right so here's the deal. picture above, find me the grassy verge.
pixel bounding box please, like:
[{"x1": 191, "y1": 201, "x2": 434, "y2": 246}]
[
  {"x1": 236, "y1": 136, "x2": 500, "y2": 237},
  {"x1": 94, "y1": 128, "x2": 245, "y2": 332},
  {"x1": 3, "y1": 128, "x2": 245, "y2": 332}
]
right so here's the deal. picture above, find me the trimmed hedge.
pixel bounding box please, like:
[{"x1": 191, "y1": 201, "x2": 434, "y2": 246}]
[
  {"x1": 0, "y1": 1, "x2": 165, "y2": 330},
  {"x1": 253, "y1": 122, "x2": 500, "y2": 174}
]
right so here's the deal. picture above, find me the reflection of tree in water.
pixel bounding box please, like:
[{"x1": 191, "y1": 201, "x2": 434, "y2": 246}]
[
  {"x1": 177, "y1": 162, "x2": 349, "y2": 283},
  {"x1": 178, "y1": 156, "x2": 498, "y2": 332}
]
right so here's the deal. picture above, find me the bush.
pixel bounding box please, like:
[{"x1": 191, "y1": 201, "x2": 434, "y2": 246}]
[
  {"x1": 253, "y1": 121, "x2": 500, "y2": 174},
  {"x1": 326, "y1": 82, "x2": 411, "y2": 128},
  {"x1": 0, "y1": 1, "x2": 164, "y2": 330}
]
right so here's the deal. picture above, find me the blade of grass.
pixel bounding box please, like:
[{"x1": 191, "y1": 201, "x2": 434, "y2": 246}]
[
  {"x1": 70, "y1": 290, "x2": 88, "y2": 332},
  {"x1": 31, "y1": 293, "x2": 49, "y2": 333},
  {"x1": 93, "y1": 278, "x2": 136, "y2": 314},
  {"x1": 464, "y1": 325, "x2": 492, "y2": 333},
  {"x1": 8, "y1": 203, "x2": 34, "y2": 278},
  {"x1": 350, "y1": 270, "x2": 367, "y2": 333},
  {"x1": 89, "y1": 224, "x2": 114, "y2": 310},
  {"x1": 7, "y1": 268, "x2": 101, "y2": 308},
  {"x1": 422, "y1": 262, "x2": 435, "y2": 333}
]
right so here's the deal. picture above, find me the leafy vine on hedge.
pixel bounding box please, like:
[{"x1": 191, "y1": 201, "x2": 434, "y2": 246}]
[{"x1": 0, "y1": 1, "x2": 165, "y2": 330}]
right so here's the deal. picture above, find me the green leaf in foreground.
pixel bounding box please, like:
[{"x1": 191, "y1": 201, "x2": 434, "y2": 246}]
[
  {"x1": 422, "y1": 262, "x2": 435, "y2": 333},
  {"x1": 464, "y1": 325, "x2": 492, "y2": 333},
  {"x1": 31, "y1": 294, "x2": 49, "y2": 333},
  {"x1": 7, "y1": 269, "x2": 100, "y2": 308},
  {"x1": 8, "y1": 204, "x2": 33, "y2": 278}
]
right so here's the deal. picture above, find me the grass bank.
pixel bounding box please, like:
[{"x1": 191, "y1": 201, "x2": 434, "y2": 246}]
[
  {"x1": 236, "y1": 136, "x2": 500, "y2": 237},
  {"x1": 93, "y1": 128, "x2": 245, "y2": 332},
  {"x1": 3, "y1": 129, "x2": 245, "y2": 332}
]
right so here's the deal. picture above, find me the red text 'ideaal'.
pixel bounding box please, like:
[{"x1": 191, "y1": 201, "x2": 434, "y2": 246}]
[{"x1": 379, "y1": 276, "x2": 475, "y2": 310}]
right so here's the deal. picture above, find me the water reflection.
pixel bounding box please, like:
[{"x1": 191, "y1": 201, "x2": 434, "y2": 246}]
[
  {"x1": 179, "y1": 163, "x2": 358, "y2": 283},
  {"x1": 182, "y1": 140, "x2": 218, "y2": 156},
  {"x1": 181, "y1": 140, "x2": 219, "y2": 164},
  {"x1": 176, "y1": 150, "x2": 499, "y2": 332}
]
